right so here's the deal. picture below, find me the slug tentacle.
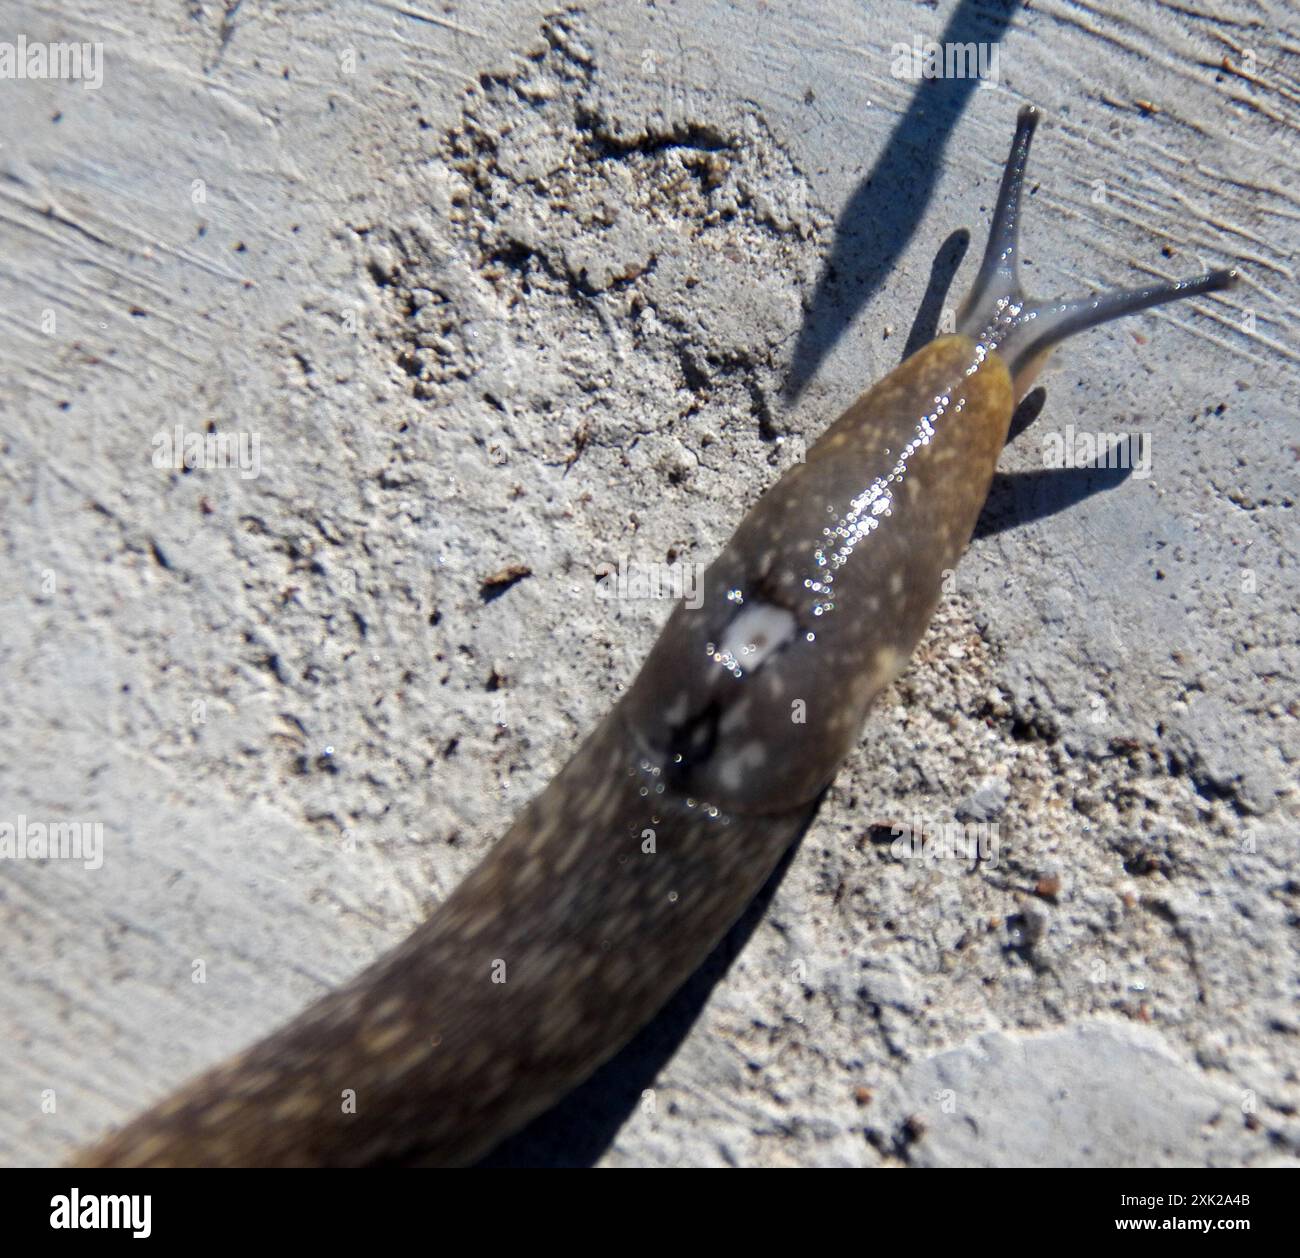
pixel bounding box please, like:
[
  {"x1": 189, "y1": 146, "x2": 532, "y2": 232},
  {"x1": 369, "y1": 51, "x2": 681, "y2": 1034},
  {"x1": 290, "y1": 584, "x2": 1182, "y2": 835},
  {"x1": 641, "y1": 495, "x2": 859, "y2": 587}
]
[
  {"x1": 957, "y1": 105, "x2": 1238, "y2": 400},
  {"x1": 959, "y1": 103, "x2": 1040, "y2": 324}
]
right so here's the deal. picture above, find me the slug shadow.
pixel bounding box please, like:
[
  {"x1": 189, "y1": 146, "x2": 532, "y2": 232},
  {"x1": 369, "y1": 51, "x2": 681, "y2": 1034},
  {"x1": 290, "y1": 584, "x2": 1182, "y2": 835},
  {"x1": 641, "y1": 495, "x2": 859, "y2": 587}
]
[
  {"x1": 475, "y1": 824, "x2": 815, "y2": 1168},
  {"x1": 1006, "y1": 385, "x2": 1047, "y2": 445},
  {"x1": 899, "y1": 228, "x2": 969, "y2": 361},
  {"x1": 974, "y1": 435, "x2": 1143, "y2": 541},
  {"x1": 782, "y1": 0, "x2": 1026, "y2": 401}
]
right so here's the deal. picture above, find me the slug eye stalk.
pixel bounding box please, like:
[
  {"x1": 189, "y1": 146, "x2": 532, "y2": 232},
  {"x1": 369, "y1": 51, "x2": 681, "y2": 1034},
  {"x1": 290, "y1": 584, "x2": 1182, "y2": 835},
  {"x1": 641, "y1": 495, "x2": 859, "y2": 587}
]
[{"x1": 956, "y1": 105, "x2": 1238, "y2": 399}]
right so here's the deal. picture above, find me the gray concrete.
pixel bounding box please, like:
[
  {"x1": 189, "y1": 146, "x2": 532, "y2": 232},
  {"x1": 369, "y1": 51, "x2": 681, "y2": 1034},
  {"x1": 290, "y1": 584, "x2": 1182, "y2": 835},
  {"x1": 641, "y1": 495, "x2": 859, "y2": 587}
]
[{"x1": 0, "y1": 0, "x2": 1295, "y2": 1167}]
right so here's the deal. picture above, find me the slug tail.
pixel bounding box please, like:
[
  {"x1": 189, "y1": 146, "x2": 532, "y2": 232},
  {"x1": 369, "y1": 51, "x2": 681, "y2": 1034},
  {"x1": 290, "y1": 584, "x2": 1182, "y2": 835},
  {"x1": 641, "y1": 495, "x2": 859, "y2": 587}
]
[{"x1": 957, "y1": 105, "x2": 1239, "y2": 399}]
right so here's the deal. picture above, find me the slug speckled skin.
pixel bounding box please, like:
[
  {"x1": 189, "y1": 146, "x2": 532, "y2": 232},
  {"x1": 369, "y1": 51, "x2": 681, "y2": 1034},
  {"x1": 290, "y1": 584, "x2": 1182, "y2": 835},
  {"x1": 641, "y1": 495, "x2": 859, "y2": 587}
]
[{"x1": 76, "y1": 108, "x2": 1236, "y2": 1168}]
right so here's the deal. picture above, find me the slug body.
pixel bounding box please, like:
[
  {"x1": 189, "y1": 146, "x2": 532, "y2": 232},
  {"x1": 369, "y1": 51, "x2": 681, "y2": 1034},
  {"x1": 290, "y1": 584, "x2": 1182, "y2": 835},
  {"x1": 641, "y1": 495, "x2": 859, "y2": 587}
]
[{"x1": 77, "y1": 108, "x2": 1236, "y2": 1167}]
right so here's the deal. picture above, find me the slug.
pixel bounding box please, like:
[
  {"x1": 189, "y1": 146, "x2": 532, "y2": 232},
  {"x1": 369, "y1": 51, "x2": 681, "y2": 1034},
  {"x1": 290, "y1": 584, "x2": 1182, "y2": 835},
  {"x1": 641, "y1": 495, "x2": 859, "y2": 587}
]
[{"x1": 75, "y1": 107, "x2": 1236, "y2": 1168}]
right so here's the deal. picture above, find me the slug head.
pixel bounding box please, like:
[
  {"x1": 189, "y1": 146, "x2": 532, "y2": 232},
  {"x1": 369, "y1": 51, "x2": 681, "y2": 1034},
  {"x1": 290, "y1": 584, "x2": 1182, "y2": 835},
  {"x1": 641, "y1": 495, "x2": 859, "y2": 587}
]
[
  {"x1": 618, "y1": 338, "x2": 1013, "y2": 818},
  {"x1": 957, "y1": 106, "x2": 1238, "y2": 400}
]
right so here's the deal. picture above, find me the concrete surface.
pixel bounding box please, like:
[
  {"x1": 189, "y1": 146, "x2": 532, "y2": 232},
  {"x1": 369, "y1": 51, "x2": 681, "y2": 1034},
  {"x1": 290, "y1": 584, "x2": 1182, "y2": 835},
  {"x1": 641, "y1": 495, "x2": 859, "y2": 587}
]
[{"x1": 0, "y1": 0, "x2": 1295, "y2": 1167}]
